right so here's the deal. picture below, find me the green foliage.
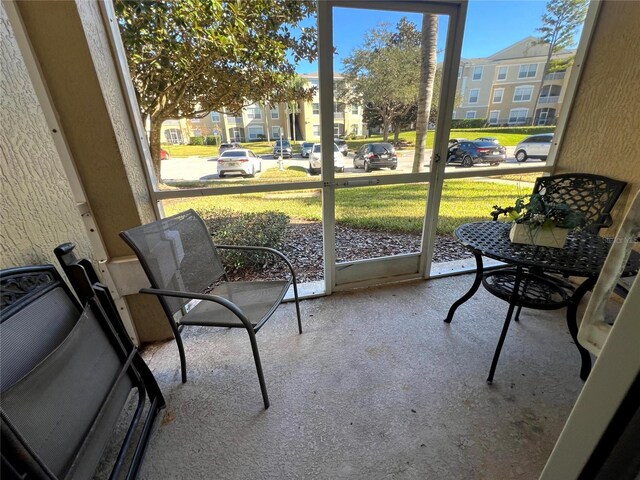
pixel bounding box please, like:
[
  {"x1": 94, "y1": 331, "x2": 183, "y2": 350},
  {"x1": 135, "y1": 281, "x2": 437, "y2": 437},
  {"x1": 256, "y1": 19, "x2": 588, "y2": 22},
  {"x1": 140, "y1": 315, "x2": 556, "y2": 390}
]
[
  {"x1": 115, "y1": 0, "x2": 318, "y2": 173},
  {"x1": 537, "y1": 0, "x2": 589, "y2": 54},
  {"x1": 493, "y1": 193, "x2": 586, "y2": 229},
  {"x1": 463, "y1": 126, "x2": 556, "y2": 135},
  {"x1": 205, "y1": 135, "x2": 217, "y2": 145},
  {"x1": 200, "y1": 209, "x2": 290, "y2": 271},
  {"x1": 190, "y1": 136, "x2": 205, "y2": 146},
  {"x1": 451, "y1": 118, "x2": 487, "y2": 129}
]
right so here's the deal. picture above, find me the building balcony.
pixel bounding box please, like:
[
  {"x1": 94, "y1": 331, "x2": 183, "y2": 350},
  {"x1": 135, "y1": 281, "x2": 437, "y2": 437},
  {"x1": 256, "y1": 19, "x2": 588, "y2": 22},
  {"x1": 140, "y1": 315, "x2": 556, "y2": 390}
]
[
  {"x1": 544, "y1": 72, "x2": 566, "y2": 81},
  {"x1": 102, "y1": 274, "x2": 585, "y2": 478},
  {"x1": 539, "y1": 96, "x2": 561, "y2": 104}
]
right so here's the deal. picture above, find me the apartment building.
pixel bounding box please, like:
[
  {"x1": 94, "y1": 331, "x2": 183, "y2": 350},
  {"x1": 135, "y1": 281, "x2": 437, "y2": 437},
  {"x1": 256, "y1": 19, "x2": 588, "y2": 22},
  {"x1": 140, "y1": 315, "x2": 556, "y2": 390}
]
[
  {"x1": 454, "y1": 37, "x2": 573, "y2": 126},
  {"x1": 161, "y1": 74, "x2": 366, "y2": 144}
]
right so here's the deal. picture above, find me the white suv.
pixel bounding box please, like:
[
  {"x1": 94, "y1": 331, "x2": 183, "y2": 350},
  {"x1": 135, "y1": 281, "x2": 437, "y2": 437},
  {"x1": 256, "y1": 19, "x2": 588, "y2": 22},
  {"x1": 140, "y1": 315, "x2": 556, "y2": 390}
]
[
  {"x1": 514, "y1": 133, "x2": 554, "y2": 162},
  {"x1": 309, "y1": 143, "x2": 345, "y2": 175}
]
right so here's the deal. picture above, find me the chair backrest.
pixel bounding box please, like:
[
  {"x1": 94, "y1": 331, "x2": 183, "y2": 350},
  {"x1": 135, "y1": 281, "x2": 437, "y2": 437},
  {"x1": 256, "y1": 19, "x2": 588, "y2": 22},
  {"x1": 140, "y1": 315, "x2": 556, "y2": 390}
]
[
  {"x1": 120, "y1": 209, "x2": 226, "y2": 315},
  {"x1": 533, "y1": 173, "x2": 627, "y2": 234},
  {"x1": 0, "y1": 266, "x2": 133, "y2": 479}
]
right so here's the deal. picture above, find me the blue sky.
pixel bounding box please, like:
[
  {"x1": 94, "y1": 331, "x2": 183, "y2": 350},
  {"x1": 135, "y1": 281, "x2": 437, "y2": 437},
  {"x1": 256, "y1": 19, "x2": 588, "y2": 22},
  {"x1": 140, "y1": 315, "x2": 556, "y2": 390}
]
[{"x1": 295, "y1": 0, "x2": 555, "y2": 74}]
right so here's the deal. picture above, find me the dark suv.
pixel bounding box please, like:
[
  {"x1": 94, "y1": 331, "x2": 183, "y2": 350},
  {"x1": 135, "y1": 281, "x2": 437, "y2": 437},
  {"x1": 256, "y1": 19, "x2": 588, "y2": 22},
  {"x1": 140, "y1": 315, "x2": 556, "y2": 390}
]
[
  {"x1": 447, "y1": 140, "x2": 506, "y2": 167},
  {"x1": 353, "y1": 143, "x2": 398, "y2": 172}
]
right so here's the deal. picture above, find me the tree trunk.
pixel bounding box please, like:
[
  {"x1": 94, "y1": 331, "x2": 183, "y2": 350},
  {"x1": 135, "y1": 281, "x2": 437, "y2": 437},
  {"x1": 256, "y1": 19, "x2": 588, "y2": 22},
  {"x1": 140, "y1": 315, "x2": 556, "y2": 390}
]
[
  {"x1": 149, "y1": 116, "x2": 163, "y2": 181},
  {"x1": 412, "y1": 14, "x2": 438, "y2": 173},
  {"x1": 382, "y1": 117, "x2": 390, "y2": 142},
  {"x1": 393, "y1": 123, "x2": 401, "y2": 143},
  {"x1": 533, "y1": 47, "x2": 554, "y2": 126}
]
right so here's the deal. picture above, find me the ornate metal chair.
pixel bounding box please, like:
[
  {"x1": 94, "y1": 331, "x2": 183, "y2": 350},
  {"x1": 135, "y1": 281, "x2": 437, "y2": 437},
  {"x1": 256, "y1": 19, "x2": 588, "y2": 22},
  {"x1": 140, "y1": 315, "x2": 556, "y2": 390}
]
[
  {"x1": 482, "y1": 173, "x2": 627, "y2": 382},
  {"x1": 120, "y1": 209, "x2": 302, "y2": 409},
  {"x1": 0, "y1": 260, "x2": 164, "y2": 479}
]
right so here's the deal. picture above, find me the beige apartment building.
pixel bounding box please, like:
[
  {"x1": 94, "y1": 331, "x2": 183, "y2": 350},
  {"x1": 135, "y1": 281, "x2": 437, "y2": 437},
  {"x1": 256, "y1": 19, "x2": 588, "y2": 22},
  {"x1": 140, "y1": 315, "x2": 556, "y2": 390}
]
[
  {"x1": 161, "y1": 74, "x2": 366, "y2": 144},
  {"x1": 454, "y1": 37, "x2": 573, "y2": 126}
]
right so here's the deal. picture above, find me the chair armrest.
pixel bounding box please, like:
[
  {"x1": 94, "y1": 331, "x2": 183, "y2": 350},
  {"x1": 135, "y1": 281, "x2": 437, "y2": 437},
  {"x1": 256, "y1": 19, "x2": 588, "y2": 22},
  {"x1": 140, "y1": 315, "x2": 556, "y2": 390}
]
[
  {"x1": 216, "y1": 245, "x2": 298, "y2": 284},
  {"x1": 139, "y1": 287, "x2": 253, "y2": 330}
]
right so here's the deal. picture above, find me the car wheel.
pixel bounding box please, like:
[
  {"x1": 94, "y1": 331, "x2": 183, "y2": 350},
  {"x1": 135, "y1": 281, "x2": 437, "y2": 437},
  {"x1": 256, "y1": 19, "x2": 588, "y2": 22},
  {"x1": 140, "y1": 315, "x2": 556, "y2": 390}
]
[
  {"x1": 490, "y1": 162, "x2": 500, "y2": 166},
  {"x1": 515, "y1": 150, "x2": 528, "y2": 162},
  {"x1": 364, "y1": 160, "x2": 372, "y2": 172},
  {"x1": 338, "y1": 167, "x2": 344, "y2": 173},
  {"x1": 462, "y1": 155, "x2": 473, "y2": 168},
  {"x1": 390, "y1": 165, "x2": 397, "y2": 170},
  {"x1": 219, "y1": 172, "x2": 225, "y2": 178},
  {"x1": 353, "y1": 158, "x2": 358, "y2": 169}
]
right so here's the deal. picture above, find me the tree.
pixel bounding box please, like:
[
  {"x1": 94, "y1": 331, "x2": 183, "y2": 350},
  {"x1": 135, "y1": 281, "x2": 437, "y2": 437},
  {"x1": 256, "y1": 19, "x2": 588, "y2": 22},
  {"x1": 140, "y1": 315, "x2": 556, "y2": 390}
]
[
  {"x1": 115, "y1": 0, "x2": 317, "y2": 179},
  {"x1": 412, "y1": 14, "x2": 438, "y2": 173},
  {"x1": 340, "y1": 19, "x2": 422, "y2": 142},
  {"x1": 532, "y1": 0, "x2": 588, "y2": 124}
]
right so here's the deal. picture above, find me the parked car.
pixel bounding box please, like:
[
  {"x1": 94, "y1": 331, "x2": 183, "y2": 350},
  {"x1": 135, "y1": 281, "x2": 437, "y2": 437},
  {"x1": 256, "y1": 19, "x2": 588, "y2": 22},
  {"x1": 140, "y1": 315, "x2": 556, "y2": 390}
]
[
  {"x1": 514, "y1": 133, "x2": 554, "y2": 162},
  {"x1": 474, "y1": 137, "x2": 500, "y2": 145},
  {"x1": 273, "y1": 139, "x2": 292, "y2": 158},
  {"x1": 309, "y1": 143, "x2": 345, "y2": 174},
  {"x1": 353, "y1": 143, "x2": 398, "y2": 172},
  {"x1": 334, "y1": 138, "x2": 349, "y2": 156},
  {"x1": 219, "y1": 142, "x2": 241, "y2": 155},
  {"x1": 447, "y1": 140, "x2": 506, "y2": 167},
  {"x1": 301, "y1": 142, "x2": 315, "y2": 158},
  {"x1": 217, "y1": 149, "x2": 262, "y2": 178},
  {"x1": 160, "y1": 149, "x2": 170, "y2": 160}
]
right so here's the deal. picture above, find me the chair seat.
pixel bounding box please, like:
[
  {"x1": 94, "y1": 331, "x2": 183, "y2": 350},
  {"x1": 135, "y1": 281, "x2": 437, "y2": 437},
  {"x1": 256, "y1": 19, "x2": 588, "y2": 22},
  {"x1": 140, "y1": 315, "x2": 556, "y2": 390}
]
[
  {"x1": 482, "y1": 269, "x2": 574, "y2": 310},
  {"x1": 179, "y1": 280, "x2": 291, "y2": 329}
]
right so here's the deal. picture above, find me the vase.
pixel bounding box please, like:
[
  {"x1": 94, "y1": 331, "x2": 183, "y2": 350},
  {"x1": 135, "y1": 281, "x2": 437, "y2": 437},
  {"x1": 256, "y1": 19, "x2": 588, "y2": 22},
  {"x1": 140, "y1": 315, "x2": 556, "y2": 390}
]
[{"x1": 509, "y1": 222, "x2": 569, "y2": 248}]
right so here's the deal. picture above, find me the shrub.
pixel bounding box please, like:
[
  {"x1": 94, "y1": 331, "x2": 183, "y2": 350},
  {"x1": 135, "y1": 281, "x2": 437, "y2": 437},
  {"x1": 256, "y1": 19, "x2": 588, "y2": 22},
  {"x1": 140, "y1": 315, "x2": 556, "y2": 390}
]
[
  {"x1": 464, "y1": 126, "x2": 556, "y2": 135},
  {"x1": 451, "y1": 118, "x2": 487, "y2": 129},
  {"x1": 204, "y1": 135, "x2": 217, "y2": 145},
  {"x1": 190, "y1": 136, "x2": 205, "y2": 145},
  {"x1": 256, "y1": 134, "x2": 267, "y2": 141},
  {"x1": 200, "y1": 209, "x2": 290, "y2": 271}
]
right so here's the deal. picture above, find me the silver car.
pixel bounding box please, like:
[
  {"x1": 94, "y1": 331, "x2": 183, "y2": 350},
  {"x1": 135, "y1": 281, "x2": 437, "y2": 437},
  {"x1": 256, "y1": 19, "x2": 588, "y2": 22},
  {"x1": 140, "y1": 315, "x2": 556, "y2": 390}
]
[
  {"x1": 217, "y1": 149, "x2": 262, "y2": 178},
  {"x1": 514, "y1": 133, "x2": 554, "y2": 162},
  {"x1": 309, "y1": 143, "x2": 345, "y2": 174}
]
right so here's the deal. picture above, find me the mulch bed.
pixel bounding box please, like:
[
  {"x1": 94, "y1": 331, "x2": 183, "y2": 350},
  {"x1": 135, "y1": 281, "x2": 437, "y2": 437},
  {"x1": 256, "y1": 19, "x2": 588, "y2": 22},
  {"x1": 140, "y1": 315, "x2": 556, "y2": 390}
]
[{"x1": 227, "y1": 222, "x2": 472, "y2": 283}]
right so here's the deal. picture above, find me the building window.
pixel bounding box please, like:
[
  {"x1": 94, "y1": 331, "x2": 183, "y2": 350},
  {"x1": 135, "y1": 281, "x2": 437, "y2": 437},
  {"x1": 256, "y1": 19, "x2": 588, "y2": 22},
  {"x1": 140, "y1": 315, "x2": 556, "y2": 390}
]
[
  {"x1": 248, "y1": 126, "x2": 264, "y2": 140},
  {"x1": 334, "y1": 124, "x2": 344, "y2": 136},
  {"x1": 164, "y1": 128, "x2": 183, "y2": 144},
  {"x1": 247, "y1": 106, "x2": 262, "y2": 120},
  {"x1": 488, "y1": 110, "x2": 500, "y2": 125},
  {"x1": 492, "y1": 88, "x2": 504, "y2": 103},
  {"x1": 452, "y1": 110, "x2": 457, "y2": 120},
  {"x1": 509, "y1": 108, "x2": 528, "y2": 125},
  {"x1": 270, "y1": 107, "x2": 279, "y2": 120},
  {"x1": 312, "y1": 124, "x2": 320, "y2": 137},
  {"x1": 312, "y1": 103, "x2": 320, "y2": 115},
  {"x1": 465, "y1": 111, "x2": 476, "y2": 119},
  {"x1": 309, "y1": 79, "x2": 319, "y2": 87},
  {"x1": 497, "y1": 66, "x2": 508, "y2": 81},
  {"x1": 351, "y1": 124, "x2": 359, "y2": 135},
  {"x1": 271, "y1": 126, "x2": 281, "y2": 138},
  {"x1": 469, "y1": 89, "x2": 479, "y2": 104},
  {"x1": 211, "y1": 112, "x2": 221, "y2": 122},
  {"x1": 351, "y1": 105, "x2": 359, "y2": 114},
  {"x1": 458, "y1": 66, "x2": 463, "y2": 78},
  {"x1": 518, "y1": 64, "x2": 537, "y2": 79},
  {"x1": 513, "y1": 86, "x2": 534, "y2": 102},
  {"x1": 472, "y1": 66, "x2": 483, "y2": 80}
]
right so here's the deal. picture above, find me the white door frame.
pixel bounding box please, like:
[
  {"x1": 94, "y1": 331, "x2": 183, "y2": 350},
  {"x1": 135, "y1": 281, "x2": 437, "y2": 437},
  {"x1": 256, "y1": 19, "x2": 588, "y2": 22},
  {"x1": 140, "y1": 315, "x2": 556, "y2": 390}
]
[{"x1": 318, "y1": 0, "x2": 468, "y2": 293}]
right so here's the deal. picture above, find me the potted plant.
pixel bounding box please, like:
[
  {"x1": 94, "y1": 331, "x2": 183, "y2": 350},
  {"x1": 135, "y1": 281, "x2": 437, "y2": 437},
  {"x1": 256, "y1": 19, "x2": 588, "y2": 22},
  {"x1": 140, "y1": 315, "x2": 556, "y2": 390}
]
[{"x1": 492, "y1": 192, "x2": 586, "y2": 248}]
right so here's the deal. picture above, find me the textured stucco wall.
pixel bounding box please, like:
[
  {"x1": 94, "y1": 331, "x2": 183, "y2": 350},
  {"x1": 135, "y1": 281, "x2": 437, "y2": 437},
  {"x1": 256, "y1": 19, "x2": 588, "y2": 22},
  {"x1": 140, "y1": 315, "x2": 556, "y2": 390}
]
[
  {"x1": 0, "y1": 3, "x2": 92, "y2": 269},
  {"x1": 554, "y1": 0, "x2": 640, "y2": 226}
]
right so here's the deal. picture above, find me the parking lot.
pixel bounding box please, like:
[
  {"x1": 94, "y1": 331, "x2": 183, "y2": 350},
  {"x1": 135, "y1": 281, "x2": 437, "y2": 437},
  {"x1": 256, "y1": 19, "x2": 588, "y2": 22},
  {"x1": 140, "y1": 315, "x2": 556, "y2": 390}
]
[{"x1": 161, "y1": 146, "x2": 545, "y2": 183}]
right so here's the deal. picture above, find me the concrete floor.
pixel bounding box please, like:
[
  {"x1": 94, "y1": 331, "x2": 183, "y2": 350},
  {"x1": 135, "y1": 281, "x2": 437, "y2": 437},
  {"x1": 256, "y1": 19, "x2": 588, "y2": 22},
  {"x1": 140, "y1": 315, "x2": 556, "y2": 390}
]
[{"x1": 114, "y1": 275, "x2": 588, "y2": 479}]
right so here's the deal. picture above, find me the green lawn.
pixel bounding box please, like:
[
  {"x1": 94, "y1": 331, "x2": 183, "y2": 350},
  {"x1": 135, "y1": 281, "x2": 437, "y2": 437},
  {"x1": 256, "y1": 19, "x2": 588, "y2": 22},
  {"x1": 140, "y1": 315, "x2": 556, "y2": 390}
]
[
  {"x1": 163, "y1": 126, "x2": 555, "y2": 158},
  {"x1": 163, "y1": 175, "x2": 523, "y2": 235}
]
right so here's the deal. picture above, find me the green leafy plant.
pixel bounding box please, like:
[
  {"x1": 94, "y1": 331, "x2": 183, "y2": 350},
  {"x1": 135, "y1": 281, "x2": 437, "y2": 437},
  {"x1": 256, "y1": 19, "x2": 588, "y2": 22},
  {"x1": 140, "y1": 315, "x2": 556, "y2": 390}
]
[
  {"x1": 201, "y1": 209, "x2": 289, "y2": 271},
  {"x1": 492, "y1": 193, "x2": 585, "y2": 229}
]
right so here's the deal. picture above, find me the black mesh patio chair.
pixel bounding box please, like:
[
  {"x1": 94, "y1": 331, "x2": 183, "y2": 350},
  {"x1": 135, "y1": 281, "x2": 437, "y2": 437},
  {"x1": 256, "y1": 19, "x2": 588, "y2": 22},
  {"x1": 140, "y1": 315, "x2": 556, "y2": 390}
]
[
  {"x1": 0, "y1": 262, "x2": 164, "y2": 480},
  {"x1": 120, "y1": 209, "x2": 302, "y2": 409}
]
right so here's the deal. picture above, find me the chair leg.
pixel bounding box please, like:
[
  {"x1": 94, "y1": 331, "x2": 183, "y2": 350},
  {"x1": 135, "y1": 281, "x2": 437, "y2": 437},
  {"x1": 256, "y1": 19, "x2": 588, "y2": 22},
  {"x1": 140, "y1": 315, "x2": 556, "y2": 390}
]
[
  {"x1": 246, "y1": 328, "x2": 270, "y2": 409},
  {"x1": 292, "y1": 278, "x2": 302, "y2": 334},
  {"x1": 170, "y1": 322, "x2": 188, "y2": 383},
  {"x1": 487, "y1": 267, "x2": 523, "y2": 384},
  {"x1": 514, "y1": 304, "x2": 524, "y2": 322}
]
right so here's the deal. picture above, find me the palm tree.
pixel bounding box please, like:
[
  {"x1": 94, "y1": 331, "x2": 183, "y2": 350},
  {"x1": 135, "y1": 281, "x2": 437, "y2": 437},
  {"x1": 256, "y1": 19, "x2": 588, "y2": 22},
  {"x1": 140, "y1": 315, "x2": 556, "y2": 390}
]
[{"x1": 412, "y1": 14, "x2": 438, "y2": 173}]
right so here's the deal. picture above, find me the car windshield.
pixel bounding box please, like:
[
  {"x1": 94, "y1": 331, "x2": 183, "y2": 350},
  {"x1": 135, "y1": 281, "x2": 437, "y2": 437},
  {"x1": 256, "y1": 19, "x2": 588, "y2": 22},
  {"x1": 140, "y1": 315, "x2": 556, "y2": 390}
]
[
  {"x1": 334, "y1": 140, "x2": 346, "y2": 146},
  {"x1": 372, "y1": 143, "x2": 393, "y2": 153},
  {"x1": 312, "y1": 145, "x2": 321, "y2": 153},
  {"x1": 276, "y1": 141, "x2": 291, "y2": 147},
  {"x1": 221, "y1": 144, "x2": 233, "y2": 148},
  {"x1": 220, "y1": 150, "x2": 248, "y2": 157},
  {"x1": 303, "y1": 142, "x2": 314, "y2": 148},
  {"x1": 473, "y1": 141, "x2": 497, "y2": 148}
]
